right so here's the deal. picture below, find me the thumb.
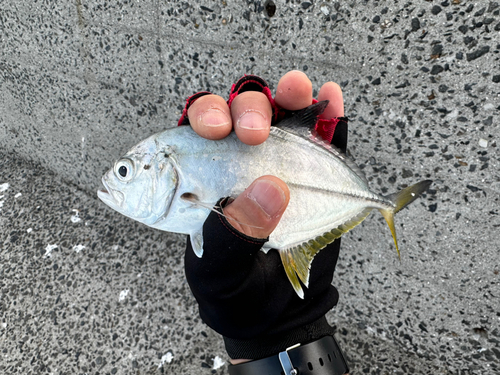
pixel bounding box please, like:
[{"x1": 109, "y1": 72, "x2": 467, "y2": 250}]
[{"x1": 222, "y1": 176, "x2": 290, "y2": 239}]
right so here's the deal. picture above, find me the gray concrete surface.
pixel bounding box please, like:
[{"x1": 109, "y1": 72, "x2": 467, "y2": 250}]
[{"x1": 1, "y1": 0, "x2": 499, "y2": 374}]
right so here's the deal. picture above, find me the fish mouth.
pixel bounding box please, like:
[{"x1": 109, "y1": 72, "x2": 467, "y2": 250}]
[{"x1": 97, "y1": 178, "x2": 124, "y2": 208}]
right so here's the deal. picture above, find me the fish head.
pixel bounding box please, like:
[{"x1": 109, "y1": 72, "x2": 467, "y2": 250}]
[{"x1": 98, "y1": 136, "x2": 178, "y2": 227}]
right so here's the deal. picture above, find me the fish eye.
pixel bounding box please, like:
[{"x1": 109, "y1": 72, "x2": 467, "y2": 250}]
[
  {"x1": 114, "y1": 159, "x2": 135, "y2": 181},
  {"x1": 118, "y1": 166, "x2": 127, "y2": 177}
]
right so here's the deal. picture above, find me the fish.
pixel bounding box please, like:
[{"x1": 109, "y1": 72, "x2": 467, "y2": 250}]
[{"x1": 98, "y1": 101, "x2": 432, "y2": 298}]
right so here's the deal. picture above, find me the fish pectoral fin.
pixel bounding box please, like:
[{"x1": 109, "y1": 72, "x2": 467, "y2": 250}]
[
  {"x1": 181, "y1": 193, "x2": 263, "y2": 230},
  {"x1": 261, "y1": 244, "x2": 273, "y2": 254},
  {"x1": 279, "y1": 209, "x2": 373, "y2": 298},
  {"x1": 189, "y1": 229, "x2": 204, "y2": 258}
]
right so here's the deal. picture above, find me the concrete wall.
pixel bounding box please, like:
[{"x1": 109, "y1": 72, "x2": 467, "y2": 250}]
[{"x1": 1, "y1": 0, "x2": 499, "y2": 374}]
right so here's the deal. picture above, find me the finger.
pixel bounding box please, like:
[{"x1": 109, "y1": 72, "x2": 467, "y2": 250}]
[
  {"x1": 222, "y1": 176, "x2": 290, "y2": 239},
  {"x1": 230, "y1": 91, "x2": 273, "y2": 145},
  {"x1": 274, "y1": 70, "x2": 313, "y2": 110},
  {"x1": 317, "y1": 81, "x2": 344, "y2": 118},
  {"x1": 187, "y1": 94, "x2": 232, "y2": 140}
]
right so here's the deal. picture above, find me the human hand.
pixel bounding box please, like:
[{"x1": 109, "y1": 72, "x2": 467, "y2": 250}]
[
  {"x1": 183, "y1": 73, "x2": 348, "y2": 361},
  {"x1": 184, "y1": 71, "x2": 345, "y2": 240}
]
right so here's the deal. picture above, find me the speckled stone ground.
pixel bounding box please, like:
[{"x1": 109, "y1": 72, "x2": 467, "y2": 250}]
[{"x1": 1, "y1": 0, "x2": 500, "y2": 374}]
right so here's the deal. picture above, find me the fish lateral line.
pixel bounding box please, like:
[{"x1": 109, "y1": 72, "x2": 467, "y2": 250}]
[
  {"x1": 180, "y1": 193, "x2": 264, "y2": 230},
  {"x1": 286, "y1": 182, "x2": 392, "y2": 206}
]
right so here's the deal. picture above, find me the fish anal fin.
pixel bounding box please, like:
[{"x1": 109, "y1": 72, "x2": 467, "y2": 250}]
[
  {"x1": 280, "y1": 208, "x2": 373, "y2": 298},
  {"x1": 279, "y1": 250, "x2": 305, "y2": 299}
]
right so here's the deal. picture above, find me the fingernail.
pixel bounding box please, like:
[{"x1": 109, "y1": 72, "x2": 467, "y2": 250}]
[
  {"x1": 236, "y1": 110, "x2": 268, "y2": 130},
  {"x1": 247, "y1": 179, "x2": 286, "y2": 218},
  {"x1": 199, "y1": 108, "x2": 230, "y2": 127}
]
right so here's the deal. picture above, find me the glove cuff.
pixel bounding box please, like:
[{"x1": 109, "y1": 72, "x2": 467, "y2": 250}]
[{"x1": 223, "y1": 316, "x2": 336, "y2": 360}]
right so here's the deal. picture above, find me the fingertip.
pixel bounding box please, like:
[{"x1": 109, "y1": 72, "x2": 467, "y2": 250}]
[
  {"x1": 247, "y1": 176, "x2": 289, "y2": 219},
  {"x1": 317, "y1": 82, "x2": 344, "y2": 118},
  {"x1": 187, "y1": 94, "x2": 232, "y2": 140},
  {"x1": 254, "y1": 175, "x2": 291, "y2": 211},
  {"x1": 234, "y1": 125, "x2": 271, "y2": 146},
  {"x1": 231, "y1": 91, "x2": 272, "y2": 145},
  {"x1": 274, "y1": 70, "x2": 313, "y2": 110}
]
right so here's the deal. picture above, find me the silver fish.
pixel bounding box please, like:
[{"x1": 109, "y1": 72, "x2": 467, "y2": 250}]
[{"x1": 98, "y1": 102, "x2": 431, "y2": 298}]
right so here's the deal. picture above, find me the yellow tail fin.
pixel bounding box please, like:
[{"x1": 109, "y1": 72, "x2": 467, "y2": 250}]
[{"x1": 379, "y1": 180, "x2": 432, "y2": 258}]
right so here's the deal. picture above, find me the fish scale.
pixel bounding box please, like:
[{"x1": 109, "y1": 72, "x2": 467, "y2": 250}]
[{"x1": 98, "y1": 101, "x2": 432, "y2": 298}]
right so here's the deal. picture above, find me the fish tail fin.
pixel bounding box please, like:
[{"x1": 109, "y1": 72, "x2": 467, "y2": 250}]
[
  {"x1": 379, "y1": 208, "x2": 400, "y2": 259},
  {"x1": 379, "y1": 180, "x2": 433, "y2": 258},
  {"x1": 387, "y1": 180, "x2": 433, "y2": 214}
]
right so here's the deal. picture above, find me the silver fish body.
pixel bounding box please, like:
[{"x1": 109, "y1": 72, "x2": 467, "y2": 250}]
[{"x1": 98, "y1": 103, "x2": 431, "y2": 297}]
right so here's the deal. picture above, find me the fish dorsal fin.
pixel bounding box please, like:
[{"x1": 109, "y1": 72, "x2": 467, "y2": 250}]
[
  {"x1": 275, "y1": 101, "x2": 329, "y2": 134},
  {"x1": 279, "y1": 208, "x2": 373, "y2": 298}
]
